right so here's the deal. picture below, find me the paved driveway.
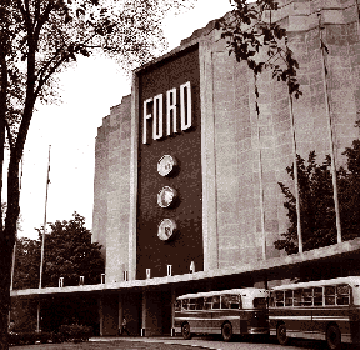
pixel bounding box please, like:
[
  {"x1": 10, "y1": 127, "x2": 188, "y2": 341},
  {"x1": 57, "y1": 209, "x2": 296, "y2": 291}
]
[{"x1": 10, "y1": 337, "x2": 360, "y2": 350}]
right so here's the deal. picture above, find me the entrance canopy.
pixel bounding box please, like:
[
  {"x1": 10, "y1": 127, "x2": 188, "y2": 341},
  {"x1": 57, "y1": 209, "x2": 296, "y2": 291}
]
[{"x1": 11, "y1": 237, "x2": 360, "y2": 298}]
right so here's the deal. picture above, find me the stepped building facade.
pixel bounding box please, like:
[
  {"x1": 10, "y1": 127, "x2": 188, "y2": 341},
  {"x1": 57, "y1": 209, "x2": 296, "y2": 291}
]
[
  {"x1": 12, "y1": 0, "x2": 360, "y2": 336},
  {"x1": 93, "y1": 0, "x2": 360, "y2": 283}
]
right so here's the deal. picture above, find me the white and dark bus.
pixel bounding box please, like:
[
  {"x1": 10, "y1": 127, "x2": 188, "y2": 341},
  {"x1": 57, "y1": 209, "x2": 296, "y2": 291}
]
[
  {"x1": 269, "y1": 276, "x2": 360, "y2": 350},
  {"x1": 174, "y1": 288, "x2": 269, "y2": 341}
]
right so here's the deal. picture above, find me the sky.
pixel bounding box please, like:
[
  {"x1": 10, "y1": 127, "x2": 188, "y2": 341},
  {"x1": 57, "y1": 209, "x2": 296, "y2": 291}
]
[{"x1": 14, "y1": 0, "x2": 234, "y2": 240}]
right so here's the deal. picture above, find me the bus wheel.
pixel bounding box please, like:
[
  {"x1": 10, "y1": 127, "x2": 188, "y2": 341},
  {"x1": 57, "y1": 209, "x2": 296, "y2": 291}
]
[
  {"x1": 326, "y1": 325, "x2": 341, "y2": 350},
  {"x1": 222, "y1": 323, "x2": 232, "y2": 342},
  {"x1": 182, "y1": 323, "x2": 191, "y2": 340},
  {"x1": 277, "y1": 324, "x2": 289, "y2": 346}
]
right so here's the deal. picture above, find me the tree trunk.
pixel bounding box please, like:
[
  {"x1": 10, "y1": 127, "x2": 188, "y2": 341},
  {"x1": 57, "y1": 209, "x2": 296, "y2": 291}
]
[
  {"x1": 0, "y1": 234, "x2": 12, "y2": 350},
  {"x1": 0, "y1": 9, "x2": 10, "y2": 349}
]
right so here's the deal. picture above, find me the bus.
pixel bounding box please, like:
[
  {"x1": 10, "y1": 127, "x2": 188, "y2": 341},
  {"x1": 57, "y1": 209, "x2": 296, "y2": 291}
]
[
  {"x1": 269, "y1": 276, "x2": 360, "y2": 350},
  {"x1": 174, "y1": 288, "x2": 269, "y2": 341}
]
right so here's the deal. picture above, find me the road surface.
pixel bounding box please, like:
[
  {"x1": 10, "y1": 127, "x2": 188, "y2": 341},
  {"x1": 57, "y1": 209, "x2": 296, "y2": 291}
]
[{"x1": 11, "y1": 336, "x2": 358, "y2": 350}]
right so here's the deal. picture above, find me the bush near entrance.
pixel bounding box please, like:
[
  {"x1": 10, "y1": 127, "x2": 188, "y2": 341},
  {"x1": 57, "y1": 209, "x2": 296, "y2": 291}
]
[{"x1": 8, "y1": 330, "x2": 62, "y2": 346}]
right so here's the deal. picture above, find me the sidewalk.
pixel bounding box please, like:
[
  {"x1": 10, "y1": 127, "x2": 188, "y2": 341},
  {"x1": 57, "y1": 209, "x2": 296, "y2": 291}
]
[{"x1": 89, "y1": 336, "x2": 281, "y2": 350}]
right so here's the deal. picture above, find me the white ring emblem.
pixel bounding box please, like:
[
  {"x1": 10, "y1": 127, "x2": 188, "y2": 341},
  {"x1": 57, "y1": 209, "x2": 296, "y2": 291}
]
[
  {"x1": 157, "y1": 186, "x2": 176, "y2": 208},
  {"x1": 157, "y1": 155, "x2": 176, "y2": 177},
  {"x1": 158, "y1": 219, "x2": 176, "y2": 241}
]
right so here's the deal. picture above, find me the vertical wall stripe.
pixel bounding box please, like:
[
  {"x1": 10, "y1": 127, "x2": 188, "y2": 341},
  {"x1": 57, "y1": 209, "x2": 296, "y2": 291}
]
[
  {"x1": 200, "y1": 38, "x2": 218, "y2": 271},
  {"x1": 129, "y1": 72, "x2": 139, "y2": 280},
  {"x1": 318, "y1": 13, "x2": 342, "y2": 244}
]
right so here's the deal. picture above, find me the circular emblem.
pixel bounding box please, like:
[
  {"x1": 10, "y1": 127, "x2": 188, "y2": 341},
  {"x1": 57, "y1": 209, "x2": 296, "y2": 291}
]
[
  {"x1": 158, "y1": 219, "x2": 176, "y2": 241},
  {"x1": 157, "y1": 186, "x2": 176, "y2": 208},
  {"x1": 157, "y1": 155, "x2": 176, "y2": 177}
]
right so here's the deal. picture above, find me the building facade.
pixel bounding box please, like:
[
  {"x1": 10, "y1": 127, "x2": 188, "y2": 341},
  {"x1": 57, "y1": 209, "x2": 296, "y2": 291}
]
[
  {"x1": 93, "y1": 0, "x2": 360, "y2": 283},
  {"x1": 11, "y1": 0, "x2": 360, "y2": 338}
]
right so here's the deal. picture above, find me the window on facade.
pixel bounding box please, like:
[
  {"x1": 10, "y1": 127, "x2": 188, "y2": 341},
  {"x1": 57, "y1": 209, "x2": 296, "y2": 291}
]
[{"x1": 212, "y1": 296, "x2": 220, "y2": 309}]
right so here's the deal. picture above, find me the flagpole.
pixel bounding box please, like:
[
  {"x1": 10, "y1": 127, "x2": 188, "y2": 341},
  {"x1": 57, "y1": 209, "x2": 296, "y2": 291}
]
[{"x1": 37, "y1": 145, "x2": 51, "y2": 333}]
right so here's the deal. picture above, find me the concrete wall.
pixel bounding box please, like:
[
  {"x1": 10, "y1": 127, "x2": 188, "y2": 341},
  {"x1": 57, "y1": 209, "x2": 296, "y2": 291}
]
[
  {"x1": 180, "y1": 0, "x2": 360, "y2": 269},
  {"x1": 94, "y1": 0, "x2": 360, "y2": 277},
  {"x1": 93, "y1": 96, "x2": 132, "y2": 283}
]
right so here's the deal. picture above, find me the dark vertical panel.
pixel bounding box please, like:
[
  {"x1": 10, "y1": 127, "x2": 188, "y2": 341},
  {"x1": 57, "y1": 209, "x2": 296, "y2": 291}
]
[{"x1": 137, "y1": 45, "x2": 202, "y2": 279}]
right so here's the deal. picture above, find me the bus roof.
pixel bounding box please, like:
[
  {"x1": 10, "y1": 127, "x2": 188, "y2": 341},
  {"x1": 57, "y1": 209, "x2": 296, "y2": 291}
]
[
  {"x1": 176, "y1": 288, "x2": 268, "y2": 300},
  {"x1": 271, "y1": 276, "x2": 360, "y2": 291}
]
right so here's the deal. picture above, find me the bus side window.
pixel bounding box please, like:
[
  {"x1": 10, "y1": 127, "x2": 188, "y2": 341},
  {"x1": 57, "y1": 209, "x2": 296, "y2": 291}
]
[
  {"x1": 221, "y1": 295, "x2": 231, "y2": 309},
  {"x1": 285, "y1": 290, "x2": 293, "y2": 306},
  {"x1": 314, "y1": 287, "x2": 322, "y2": 306},
  {"x1": 275, "y1": 291, "x2": 285, "y2": 306},
  {"x1": 229, "y1": 295, "x2": 240, "y2": 309},
  {"x1": 253, "y1": 297, "x2": 267, "y2": 309},
  {"x1": 175, "y1": 300, "x2": 181, "y2": 311},
  {"x1": 196, "y1": 297, "x2": 204, "y2": 310},
  {"x1": 336, "y1": 284, "x2": 350, "y2": 306},
  {"x1": 189, "y1": 299, "x2": 196, "y2": 310},
  {"x1": 302, "y1": 288, "x2": 313, "y2": 306},
  {"x1": 204, "y1": 296, "x2": 212, "y2": 310},
  {"x1": 212, "y1": 295, "x2": 220, "y2": 309},
  {"x1": 294, "y1": 289, "x2": 302, "y2": 306},
  {"x1": 270, "y1": 291, "x2": 275, "y2": 307},
  {"x1": 181, "y1": 299, "x2": 188, "y2": 310},
  {"x1": 325, "y1": 285, "x2": 336, "y2": 305}
]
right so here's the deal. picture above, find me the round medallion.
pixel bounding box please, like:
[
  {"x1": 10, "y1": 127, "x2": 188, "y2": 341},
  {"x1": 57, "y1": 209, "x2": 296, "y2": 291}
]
[
  {"x1": 157, "y1": 155, "x2": 176, "y2": 177},
  {"x1": 158, "y1": 219, "x2": 176, "y2": 241},
  {"x1": 157, "y1": 186, "x2": 176, "y2": 208}
]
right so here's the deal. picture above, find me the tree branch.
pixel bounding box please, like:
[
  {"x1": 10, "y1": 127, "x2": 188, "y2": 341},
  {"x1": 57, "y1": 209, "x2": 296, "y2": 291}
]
[
  {"x1": 5, "y1": 120, "x2": 14, "y2": 151},
  {"x1": 14, "y1": 0, "x2": 27, "y2": 23},
  {"x1": 34, "y1": 1, "x2": 55, "y2": 42},
  {"x1": 35, "y1": 50, "x2": 71, "y2": 98},
  {"x1": 34, "y1": 0, "x2": 41, "y2": 26}
]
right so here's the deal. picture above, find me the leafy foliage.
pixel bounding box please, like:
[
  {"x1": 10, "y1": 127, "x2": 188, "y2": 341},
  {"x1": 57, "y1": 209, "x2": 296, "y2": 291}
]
[
  {"x1": 216, "y1": 0, "x2": 301, "y2": 98},
  {"x1": 12, "y1": 237, "x2": 40, "y2": 290},
  {"x1": 275, "y1": 143, "x2": 360, "y2": 254},
  {"x1": 12, "y1": 213, "x2": 104, "y2": 289},
  {"x1": 41, "y1": 213, "x2": 104, "y2": 287}
]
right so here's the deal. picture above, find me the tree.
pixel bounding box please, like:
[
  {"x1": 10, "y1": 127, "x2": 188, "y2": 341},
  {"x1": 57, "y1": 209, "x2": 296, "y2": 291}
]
[
  {"x1": 0, "y1": 1, "x2": 195, "y2": 347},
  {"x1": 12, "y1": 237, "x2": 40, "y2": 290},
  {"x1": 12, "y1": 212, "x2": 104, "y2": 289},
  {"x1": 275, "y1": 152, "x2": 337, "y2": 254},
  {"x1": 40, "y1": 212, "x2": 104, "y2": 287},
  {"x1": 337, "y1": 139, "x2": 360, "y2": 242},
  {"x1": 275, "y1": 144, "x2": 360, "y2": 254}
]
